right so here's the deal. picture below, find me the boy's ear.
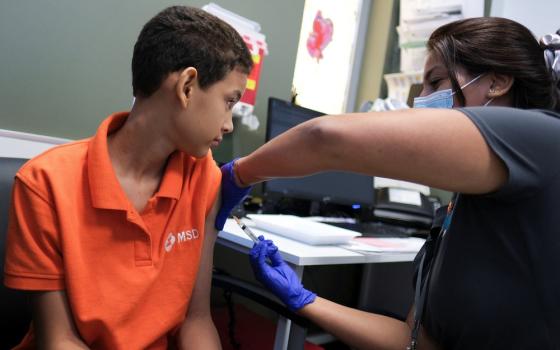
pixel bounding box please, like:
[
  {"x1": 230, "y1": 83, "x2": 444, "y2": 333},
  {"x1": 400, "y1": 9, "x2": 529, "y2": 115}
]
[
  {"x1": 176, "y1": 67, "x2": 198, "y2": 107},
  {"x1": 487, "y1": 72, "x2": 514, "y2": 99}
]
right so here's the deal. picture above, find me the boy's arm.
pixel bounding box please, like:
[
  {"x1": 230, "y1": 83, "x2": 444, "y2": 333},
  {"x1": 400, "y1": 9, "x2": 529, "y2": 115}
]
[
  {"x1": 5, "y1": 178, "x2": 88, "y2": 349},
  {"x1": 31, "y1": 290, "x2": 89, "y2": 349},
  {"x1": 177, "y1": 191, "x2": 222, "y2": 349}
]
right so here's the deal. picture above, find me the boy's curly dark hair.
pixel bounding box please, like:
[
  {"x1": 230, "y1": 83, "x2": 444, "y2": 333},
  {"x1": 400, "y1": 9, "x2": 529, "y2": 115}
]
[{"x1": 132, "y1": 6, "x2": 253, "y2": 97}]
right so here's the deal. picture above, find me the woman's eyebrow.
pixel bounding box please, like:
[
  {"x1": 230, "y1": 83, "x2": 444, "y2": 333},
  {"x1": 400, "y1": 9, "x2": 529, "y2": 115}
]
[{"x1": 424, "y1": 65, "x2": 446, "y2": 81}]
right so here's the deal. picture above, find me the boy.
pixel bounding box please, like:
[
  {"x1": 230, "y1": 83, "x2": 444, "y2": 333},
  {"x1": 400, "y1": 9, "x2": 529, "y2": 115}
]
[{"x1": 4, "y1": 6, "x2": 252, "y2": 349}]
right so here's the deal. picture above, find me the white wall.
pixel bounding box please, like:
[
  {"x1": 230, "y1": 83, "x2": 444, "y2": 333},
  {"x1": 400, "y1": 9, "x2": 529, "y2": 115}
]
[{"x1": 491, "y1": 0, "x2": 560, "y2": 37}]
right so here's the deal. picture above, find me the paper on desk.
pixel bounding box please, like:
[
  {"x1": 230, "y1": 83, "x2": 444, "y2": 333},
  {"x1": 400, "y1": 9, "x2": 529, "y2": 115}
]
[{"x1": 341, "y1": 237, "x2": 425, "y2": 253}]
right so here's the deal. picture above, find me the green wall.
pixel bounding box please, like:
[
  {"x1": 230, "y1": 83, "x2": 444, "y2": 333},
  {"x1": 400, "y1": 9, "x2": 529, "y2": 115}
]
[
  {"x1": 356, "y1": 0, "x2": 397, "y2": 108},
  {"x1": 0, "y1": 0, "x2": 303, "y2": 160},
  {"x1": 0, "y1": 1, "x2": 401, "y2": 159}
]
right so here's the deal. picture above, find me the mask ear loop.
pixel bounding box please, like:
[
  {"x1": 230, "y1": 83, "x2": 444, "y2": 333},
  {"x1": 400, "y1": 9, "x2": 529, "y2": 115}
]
[
  {"x1": 459, "y1": 73, "x2": 484, "y2": 91},
  {"x1": 485, "y1": 83, "x2": 496, "y2": 106},
  {"x1": 450, "y1": 73, "x2": 484, "y2": 101}
]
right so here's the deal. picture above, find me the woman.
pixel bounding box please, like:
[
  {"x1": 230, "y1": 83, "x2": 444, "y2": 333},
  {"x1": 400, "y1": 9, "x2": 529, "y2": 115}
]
[{"x1": 217, "y1": 17, "x2": 560, "y2": 349}]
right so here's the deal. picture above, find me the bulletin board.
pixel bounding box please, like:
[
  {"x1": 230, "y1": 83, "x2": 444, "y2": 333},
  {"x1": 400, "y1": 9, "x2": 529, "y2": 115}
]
[{"x1": 291, "y1": 0, "x2": 371, "y2": 114}]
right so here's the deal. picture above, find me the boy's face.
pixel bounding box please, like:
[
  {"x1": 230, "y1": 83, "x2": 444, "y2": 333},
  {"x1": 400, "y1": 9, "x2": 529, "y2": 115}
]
[{"x1": 178, "y1": 68, "x2": 247, "y2": 158}]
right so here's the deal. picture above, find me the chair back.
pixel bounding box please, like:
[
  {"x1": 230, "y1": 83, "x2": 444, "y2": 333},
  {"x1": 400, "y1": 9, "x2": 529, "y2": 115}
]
[{"x1": 0, "y1": 157, "x2": 31, "y2": 348}]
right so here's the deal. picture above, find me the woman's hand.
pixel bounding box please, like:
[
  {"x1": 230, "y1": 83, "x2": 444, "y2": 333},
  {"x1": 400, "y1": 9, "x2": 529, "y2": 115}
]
[
  {"x1": 249, "y1": 237, "x2": 316, "y2": 311},
  {"x1": 214, "y1": 159, "x2": 252, "y2": 230}
]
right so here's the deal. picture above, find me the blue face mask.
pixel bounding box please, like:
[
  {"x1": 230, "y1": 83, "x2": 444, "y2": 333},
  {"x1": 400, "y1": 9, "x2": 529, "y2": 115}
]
[{"x1": 413, "y1": 74, "x2": 484, "y2": 109}]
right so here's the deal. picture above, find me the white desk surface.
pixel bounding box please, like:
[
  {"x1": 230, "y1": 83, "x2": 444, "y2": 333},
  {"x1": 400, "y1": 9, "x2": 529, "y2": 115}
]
[{"x1": 218, "y1": 219, "x2": 420, "y2": 266}]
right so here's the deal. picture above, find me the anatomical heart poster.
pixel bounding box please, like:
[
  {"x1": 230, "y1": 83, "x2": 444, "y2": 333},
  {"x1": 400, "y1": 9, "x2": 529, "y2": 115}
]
[{"x1": 292, "y1": 0, "x2": 368, "y2": 114}]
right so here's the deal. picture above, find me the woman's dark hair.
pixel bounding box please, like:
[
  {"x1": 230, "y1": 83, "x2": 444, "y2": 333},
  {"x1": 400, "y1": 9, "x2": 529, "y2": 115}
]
[
  {"x1": 132, "y1": 6, "x2": 253, "y2": 98},
  {"x1": 427, "y1": 17, "x2": 560, "y2": 111}
]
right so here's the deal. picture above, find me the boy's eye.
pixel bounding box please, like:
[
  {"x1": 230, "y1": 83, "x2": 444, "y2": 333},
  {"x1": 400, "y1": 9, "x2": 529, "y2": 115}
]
[{"x1": 227, "y1": 99, "x2": 238, "y2": 110}]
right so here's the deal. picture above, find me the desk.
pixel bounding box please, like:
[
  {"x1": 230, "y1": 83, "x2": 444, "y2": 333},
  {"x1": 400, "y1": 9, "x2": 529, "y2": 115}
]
[{"x1": 217, "y1": 219, "x2": 421, "y2": 350}]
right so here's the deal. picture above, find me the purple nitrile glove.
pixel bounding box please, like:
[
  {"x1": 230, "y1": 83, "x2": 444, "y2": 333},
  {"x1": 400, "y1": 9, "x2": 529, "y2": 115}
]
[
  {"x1": 249, "y1": 236, "x2": 316, "y2": 311},
  {"x1": 215, "y1": 159, "x2": 252, "y2": 231}
]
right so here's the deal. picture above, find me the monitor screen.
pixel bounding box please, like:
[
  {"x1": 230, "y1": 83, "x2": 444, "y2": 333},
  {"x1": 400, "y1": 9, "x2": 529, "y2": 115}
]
[{"x1": 263, "y1": 97, "x2": 375, "y2": 207}]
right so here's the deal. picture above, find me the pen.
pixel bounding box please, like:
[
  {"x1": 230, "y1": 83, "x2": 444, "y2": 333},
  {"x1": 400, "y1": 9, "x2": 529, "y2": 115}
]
[{"x1": 233, "y1": 216, "x2": 259, "y2": 243}]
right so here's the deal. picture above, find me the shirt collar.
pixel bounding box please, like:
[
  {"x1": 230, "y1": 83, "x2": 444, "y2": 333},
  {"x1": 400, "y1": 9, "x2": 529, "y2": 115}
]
[
  {"x1": 154, "y1": 151, "x2": 184, "y2": 200},
  {"x1": 87, "y1": 112, "x2": 185, "y2": 210}
]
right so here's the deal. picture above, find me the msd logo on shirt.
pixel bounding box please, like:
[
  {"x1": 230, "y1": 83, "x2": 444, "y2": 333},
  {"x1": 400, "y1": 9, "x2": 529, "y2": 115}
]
[{"x1": 164, "y1": 229, "x2": 200, "y2": 253}]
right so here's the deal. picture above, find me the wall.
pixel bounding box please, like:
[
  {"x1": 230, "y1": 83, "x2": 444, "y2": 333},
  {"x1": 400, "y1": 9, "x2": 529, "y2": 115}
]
[
  {"x1": 0, "y1": 0, "x2": 304, "y2": 161},
  {"x1": 356, "y1": 0, "x2": 398, "y2": 108},
  {"x1": 491, "y1": 0, "x2": 560, "y2": 37},
  {"x1": 1, "y1": 1, "x2": 410, "y2": 159}
]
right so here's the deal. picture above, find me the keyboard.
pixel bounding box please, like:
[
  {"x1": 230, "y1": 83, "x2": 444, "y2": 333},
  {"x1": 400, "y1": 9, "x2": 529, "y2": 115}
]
[{"x1": 323, "y1": 221, "x2": 413, "y2": 238}]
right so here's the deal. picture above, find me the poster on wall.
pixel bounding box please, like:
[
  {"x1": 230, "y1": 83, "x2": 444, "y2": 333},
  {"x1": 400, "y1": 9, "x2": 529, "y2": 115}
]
[{"x1": 292, "y1": 0, "x2": 370, "y2": 114}]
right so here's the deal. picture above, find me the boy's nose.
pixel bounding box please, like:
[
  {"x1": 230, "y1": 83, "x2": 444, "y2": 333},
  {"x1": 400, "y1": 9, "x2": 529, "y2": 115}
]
[{"x1": 223, "y1": 118, "x2": 234, "y2": 134}]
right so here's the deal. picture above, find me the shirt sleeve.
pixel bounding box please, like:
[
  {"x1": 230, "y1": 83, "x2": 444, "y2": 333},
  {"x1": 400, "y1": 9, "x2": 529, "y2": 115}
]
[
  {"x1": 4, "y1": 176, "x2": 64, "y2": 291},
  {"x1": 460, "y1": 107, "x2": 560, "y2": 200}
]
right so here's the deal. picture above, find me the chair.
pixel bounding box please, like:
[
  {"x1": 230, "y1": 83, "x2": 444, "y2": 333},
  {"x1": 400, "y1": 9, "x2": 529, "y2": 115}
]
[
  {"x1": 0, "y1": 157, "x2": 32, "y2": 348},
  {"x1": 212, "y1": 268, "x2": 312, "y2": 350}
]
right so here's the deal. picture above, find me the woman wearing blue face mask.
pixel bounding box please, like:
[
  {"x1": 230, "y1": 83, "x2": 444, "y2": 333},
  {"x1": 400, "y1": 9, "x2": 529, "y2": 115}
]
[
  {"x1": 412, "y1": 73, "x2": 490, "y2": 108},
  {"x1": 216, "y1": 17, "x2": 560, "y2": 350}
]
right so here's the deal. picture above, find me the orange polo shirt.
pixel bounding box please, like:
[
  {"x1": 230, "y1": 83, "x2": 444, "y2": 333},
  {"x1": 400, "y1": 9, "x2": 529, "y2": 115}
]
[{"x1": 4, "y1": 112, "x2": 221, "y2": 349}]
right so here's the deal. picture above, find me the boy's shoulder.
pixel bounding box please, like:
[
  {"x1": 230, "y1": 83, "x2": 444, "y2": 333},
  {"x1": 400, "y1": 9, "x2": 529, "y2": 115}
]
[
  {"x1": 17, "y1": 138, "x2": 91, "y2": 188},
  {"x1": 181, "y1": 150, "x2": 220, "y2": 174},
  {"x1": 179, "y1": 151, "x2": 222, "y2": 203}
]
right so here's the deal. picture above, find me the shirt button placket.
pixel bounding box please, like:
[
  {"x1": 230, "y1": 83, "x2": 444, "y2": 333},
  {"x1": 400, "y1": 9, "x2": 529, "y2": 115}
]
[{"x1": 128, "y1": 210, "x2": 153, "y2": 266}]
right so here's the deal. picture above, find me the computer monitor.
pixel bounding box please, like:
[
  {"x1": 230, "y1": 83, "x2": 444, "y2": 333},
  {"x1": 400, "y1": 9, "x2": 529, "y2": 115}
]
[{"x1": 263, "y1": 97, "x2": 375, "y2": 209}]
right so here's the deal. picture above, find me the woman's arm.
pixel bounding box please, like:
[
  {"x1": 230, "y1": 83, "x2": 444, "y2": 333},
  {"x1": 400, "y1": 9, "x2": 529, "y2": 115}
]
[
  {"x1": 301, "y1": 299, "x2": 440, "y2": 350},
  {"x1": 300, "y1": 296, "x2": 411, "y2": 350},
  {"x1": 31, "y1": 291, "x2": 89, "y2": 350},
  {"x1": 236, "y1": 108, "x2": 507, "y2": 194},
  {"x1": 249, "y1": 240, "x2": 440, "y2": 350}
]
